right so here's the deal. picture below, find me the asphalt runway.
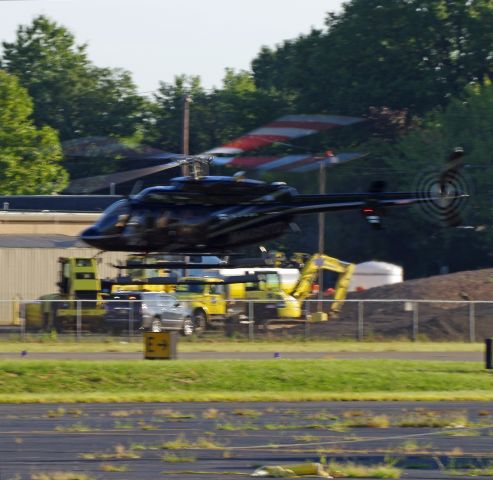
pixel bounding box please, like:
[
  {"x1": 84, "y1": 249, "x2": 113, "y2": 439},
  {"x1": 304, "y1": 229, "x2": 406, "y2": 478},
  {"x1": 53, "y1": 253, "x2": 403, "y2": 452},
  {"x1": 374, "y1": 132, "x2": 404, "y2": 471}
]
[
  {"x1": 0, "y1": 350, "x2": 483, "y2": 361},
  {"x1": 1, "y1": 401, "x2": 493, "y2": 479}
]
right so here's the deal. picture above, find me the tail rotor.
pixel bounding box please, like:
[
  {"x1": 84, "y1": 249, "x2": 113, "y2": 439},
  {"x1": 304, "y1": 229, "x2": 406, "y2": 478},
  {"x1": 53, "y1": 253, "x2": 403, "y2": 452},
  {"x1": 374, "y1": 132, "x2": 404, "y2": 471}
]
[{"x1": 412, "y1": 147, "x2": 470, "y2": 227}]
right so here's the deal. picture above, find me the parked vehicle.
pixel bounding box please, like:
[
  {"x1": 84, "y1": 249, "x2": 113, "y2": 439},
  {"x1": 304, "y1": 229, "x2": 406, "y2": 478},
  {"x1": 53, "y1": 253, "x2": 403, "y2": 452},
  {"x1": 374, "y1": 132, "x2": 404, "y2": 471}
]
[
  {"x1": 104, "y1": 291, "x2": 195, "y2": 335},
  {"x1": 24, "y1": 257, "x2": 105, "y2": 332},
  {"x1": 174, "y1": 254, "x2": 354, "y2": 328}
]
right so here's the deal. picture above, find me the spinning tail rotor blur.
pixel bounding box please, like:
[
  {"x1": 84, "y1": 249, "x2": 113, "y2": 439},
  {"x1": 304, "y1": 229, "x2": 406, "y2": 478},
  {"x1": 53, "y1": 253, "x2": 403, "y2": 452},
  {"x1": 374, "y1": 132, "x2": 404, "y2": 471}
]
[{"x1": 412, "y1": 147, "x2": 470, "y2": 227}]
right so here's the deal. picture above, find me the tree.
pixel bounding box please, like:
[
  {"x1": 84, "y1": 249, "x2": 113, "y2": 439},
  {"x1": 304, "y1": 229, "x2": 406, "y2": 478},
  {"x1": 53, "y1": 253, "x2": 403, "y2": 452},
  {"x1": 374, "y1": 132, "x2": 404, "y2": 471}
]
[
  {"x1": 147, "y1": 70, "x2": 292, "y2": 154},
  {"x1": 146, "y1": 75, "x2": 214, "y2": 154},
  {"x1": 341, "y1": 81, "x2": 493, "y2": 277},
  {"x1": 252, "y1": 0, "x2": 493, "y2": 117},
  {"x1": 272, "y1": 82, "x2": 493, "y2": 278},
  {"x1": 1, "y1": 15, "x2": 145, "y2": 140},
  {"x1": 212, "y1": 68, "x2": 293, "y2": 144},
  {"x1": 0, "y1": 70, "x2": 67, "y2": 194}
]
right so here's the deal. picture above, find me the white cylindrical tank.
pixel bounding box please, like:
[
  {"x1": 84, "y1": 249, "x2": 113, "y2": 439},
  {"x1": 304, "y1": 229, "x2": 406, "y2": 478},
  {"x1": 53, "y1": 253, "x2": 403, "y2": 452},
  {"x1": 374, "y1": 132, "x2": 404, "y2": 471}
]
[{"x1": 349, "y1": 261, "x2": 403, "y2": 292}]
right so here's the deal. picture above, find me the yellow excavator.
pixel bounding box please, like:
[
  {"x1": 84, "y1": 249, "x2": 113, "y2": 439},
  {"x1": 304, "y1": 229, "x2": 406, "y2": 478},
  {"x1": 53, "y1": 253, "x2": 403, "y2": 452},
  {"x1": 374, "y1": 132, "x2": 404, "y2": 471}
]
[
  {"x1": 175, "y1": 253, "x2": 355, "y2": 328},
  {"x1": 24, "y1": 252, "x2": 354, "y2": 331},
  {"x1": 288, "y1": 253, "x2": 355, "y2": 322}
]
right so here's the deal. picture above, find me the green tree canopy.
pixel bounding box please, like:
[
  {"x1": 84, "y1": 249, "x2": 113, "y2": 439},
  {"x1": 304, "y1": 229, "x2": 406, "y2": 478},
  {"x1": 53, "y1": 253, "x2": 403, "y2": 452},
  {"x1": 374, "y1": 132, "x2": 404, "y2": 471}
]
[
  {"x1": 252, "y1": 0, "x2": 493, "y2": 117},
  {"x1": 323, "y1": 81, "x2": 493, "y2": 277},
  {"x1": 0, "y1": 69, "x2": 67, "y2": 193},
  {"x1": 147, "y1": 70, "x2": 292, "y2": 154},
  {"x1": 147, "y1": 75, "x2": 214, "y2": 154},
  {"x1": 1, "y1": 15, "x2": 145, "y2": 140}
]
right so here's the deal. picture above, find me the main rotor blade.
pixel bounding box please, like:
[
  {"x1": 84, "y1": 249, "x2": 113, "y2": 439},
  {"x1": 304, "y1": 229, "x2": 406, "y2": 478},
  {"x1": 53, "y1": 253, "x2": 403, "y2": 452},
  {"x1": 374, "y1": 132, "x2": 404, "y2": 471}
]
[
  {"x1": 205, "y1": 114, "x2": 365, "y2": 156},
  {"x1": 65, "y1": 159, "x2": 184, "y2": 193},
  {"x1": 211, "y1": 152, "x2": 366, "y2": 171}
]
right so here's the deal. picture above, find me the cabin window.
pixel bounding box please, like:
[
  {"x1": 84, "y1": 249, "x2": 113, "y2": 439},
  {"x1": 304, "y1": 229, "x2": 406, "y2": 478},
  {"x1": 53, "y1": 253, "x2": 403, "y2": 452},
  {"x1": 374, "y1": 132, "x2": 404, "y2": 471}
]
[{"x1": 209, "y1": 284, "x2": 224, "y2": 295}]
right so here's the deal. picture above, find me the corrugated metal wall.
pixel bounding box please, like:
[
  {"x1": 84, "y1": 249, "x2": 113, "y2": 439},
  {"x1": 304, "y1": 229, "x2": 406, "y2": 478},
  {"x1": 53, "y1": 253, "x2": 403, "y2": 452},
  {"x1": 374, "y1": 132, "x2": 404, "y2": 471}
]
[{"x1": 0, "y1": 248, "x2": 128, "y2": 325}]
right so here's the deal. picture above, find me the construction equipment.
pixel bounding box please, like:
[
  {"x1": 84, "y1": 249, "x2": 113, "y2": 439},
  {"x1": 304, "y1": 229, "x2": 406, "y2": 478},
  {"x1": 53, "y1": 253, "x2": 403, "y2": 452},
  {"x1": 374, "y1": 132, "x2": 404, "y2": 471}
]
[
  {"x1": 290, "y1": 253, "x2": 355, "y2": 321},
  {"x1": 23, "y1": 251, "x2": 354, "y2": 332},
  {"x1": 175, "y1": 271, "x2": 301, "y2": 328},
  {"x1": 234, "y1": 252, "x2": 355, "y2": 320},
  {"x1": 174, "y1": 253, "x2": 354, "y2": 328},
  {"x1": 25, "y1": 257, "x2": 105, "y2": 331}
]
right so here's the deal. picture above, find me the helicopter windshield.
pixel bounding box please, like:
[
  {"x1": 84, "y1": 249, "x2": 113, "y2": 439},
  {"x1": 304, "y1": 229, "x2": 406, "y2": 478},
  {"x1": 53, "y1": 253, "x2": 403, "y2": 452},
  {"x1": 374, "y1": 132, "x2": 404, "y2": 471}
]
[{"x1": 95, "y1": 200, "x2": 130, "y2": 234}]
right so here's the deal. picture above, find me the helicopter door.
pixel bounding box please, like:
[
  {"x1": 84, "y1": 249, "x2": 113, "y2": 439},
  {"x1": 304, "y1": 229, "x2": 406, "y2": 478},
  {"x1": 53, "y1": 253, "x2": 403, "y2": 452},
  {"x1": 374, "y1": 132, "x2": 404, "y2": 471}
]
[{"x1": 124, "y1": 210, "x2": 153, "y2": 246}]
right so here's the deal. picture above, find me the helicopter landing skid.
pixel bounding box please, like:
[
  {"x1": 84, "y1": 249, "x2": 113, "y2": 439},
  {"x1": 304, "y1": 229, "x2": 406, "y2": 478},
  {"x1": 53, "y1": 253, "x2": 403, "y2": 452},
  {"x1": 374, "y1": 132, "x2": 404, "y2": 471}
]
[
  {"x1": 113, "y1": 255, "x2": 275, "y2": 270},
  {"x1": 114, "y1": 246, "x2": 274, "y2": 270}
]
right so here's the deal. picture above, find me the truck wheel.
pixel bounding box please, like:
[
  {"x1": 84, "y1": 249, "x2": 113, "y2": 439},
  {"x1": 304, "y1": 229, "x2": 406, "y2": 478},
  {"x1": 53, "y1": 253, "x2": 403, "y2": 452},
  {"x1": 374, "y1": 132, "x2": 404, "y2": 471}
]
[
  {"x1": 151, "y1": 317, "x2": 163, "y2": 332},
  {"x1": 193, "y1": 310, "x2": 207, "y2": 330},
  {"x1": 181, "y1": 316, "x2": 195, "y2": 336}
]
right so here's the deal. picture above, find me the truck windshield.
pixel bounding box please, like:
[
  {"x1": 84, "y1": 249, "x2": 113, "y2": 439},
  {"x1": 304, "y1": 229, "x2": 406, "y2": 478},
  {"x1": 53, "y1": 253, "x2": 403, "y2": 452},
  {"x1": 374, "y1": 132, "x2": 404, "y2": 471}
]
[{"x1": 176, "y1": 284, "x2": 204, "y2": 294}]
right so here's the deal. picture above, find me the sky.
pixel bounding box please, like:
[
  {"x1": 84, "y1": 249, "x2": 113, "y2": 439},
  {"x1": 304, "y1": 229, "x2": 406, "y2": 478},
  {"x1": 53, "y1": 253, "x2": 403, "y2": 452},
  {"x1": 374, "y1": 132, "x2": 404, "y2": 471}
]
[{"x1": 0, "y1": 0, "x2": 345, "y2": 94}]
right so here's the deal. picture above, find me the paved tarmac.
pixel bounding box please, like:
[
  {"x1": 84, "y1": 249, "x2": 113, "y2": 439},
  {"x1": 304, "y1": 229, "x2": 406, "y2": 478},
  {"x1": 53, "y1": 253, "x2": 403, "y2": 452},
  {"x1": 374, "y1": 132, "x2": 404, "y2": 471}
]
[
  {"x1": 1, "y1": 401, "x2": 493, "y2": 479},
  {"x1": 0, "y1": 350, "x2": 483, "y2": 361}
]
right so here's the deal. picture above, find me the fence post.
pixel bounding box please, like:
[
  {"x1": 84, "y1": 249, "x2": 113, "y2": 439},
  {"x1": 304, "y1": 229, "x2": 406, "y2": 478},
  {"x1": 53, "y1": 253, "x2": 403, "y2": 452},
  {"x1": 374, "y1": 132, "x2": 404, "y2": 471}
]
[
  {"x1": 469, "y1": 302, "x2": 476, "y2": 343},
  {"x1": 357, "y1": 301, "x2": 364, "y2": 341},
  {"x1": 302, "y1": 300, "x2": 309, "y2": 340},
  {"x1": 304, "y1": 315, "x2": 310, "y2": 340},
  {"x1": 486, "y1": 338, "x2": 493, "y2": 369},
  {"x1": 412, "y1": 302, "x2": 419, "y2": 342},
  {"x1": 129, "y1": 300, "x2": 134, "y2": 340},
  {"x1": 21, "y1": 300, "x2": 26, "y2": 341},
  {"x1": 76, "y1": 300, "x2": 82, "y2": 342},
  {"x1": 248, "y1": 301, "x2": 254, "y2": 341}
]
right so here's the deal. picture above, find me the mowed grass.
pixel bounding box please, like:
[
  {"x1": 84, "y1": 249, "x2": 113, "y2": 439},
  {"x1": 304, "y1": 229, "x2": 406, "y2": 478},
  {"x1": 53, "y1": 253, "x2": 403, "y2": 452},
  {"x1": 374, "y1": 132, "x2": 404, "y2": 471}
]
[
  {"x1": 0, "y1": 339, "x2": 484, "y2": 353},
  {"x1": 0, "y1": 359, "x2": 491, "y2": 403}
]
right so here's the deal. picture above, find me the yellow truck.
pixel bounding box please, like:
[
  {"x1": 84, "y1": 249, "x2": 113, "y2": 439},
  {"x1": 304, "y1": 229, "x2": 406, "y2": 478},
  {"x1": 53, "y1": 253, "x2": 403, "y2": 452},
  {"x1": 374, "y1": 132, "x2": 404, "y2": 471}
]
[
  {"x1": 175, "y1": 271, "x2": 301, "y2": 328},
  {"x1": 174, "y1": 254, "x2": 354, "y2": 328},
  {"x1": 217, "y1": 253, "x2": 354, "y2": 321},
  {"x1": 24, "y1": 252, "x2": 354, "y2": 332},
  {"x1": 25, "y1": 257, "x2": 105, "y2": 331},
  {"x1": 25, "y1": 256, "x2": 176, "y2": 332}
]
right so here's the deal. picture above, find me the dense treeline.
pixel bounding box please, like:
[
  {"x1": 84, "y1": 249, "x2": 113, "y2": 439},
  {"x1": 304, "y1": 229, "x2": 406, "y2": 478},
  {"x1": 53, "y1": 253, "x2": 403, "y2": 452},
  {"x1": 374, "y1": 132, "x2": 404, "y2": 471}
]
[{"x1": 1, "y1": 1, "x2": 493, "y2": 277}]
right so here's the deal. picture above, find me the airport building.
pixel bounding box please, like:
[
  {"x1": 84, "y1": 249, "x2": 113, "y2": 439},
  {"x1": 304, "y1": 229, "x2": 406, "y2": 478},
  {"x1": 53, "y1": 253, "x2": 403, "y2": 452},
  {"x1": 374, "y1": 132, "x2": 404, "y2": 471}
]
[{"x1": 0, "y1": 212, "x2": 126, "y2": 325}]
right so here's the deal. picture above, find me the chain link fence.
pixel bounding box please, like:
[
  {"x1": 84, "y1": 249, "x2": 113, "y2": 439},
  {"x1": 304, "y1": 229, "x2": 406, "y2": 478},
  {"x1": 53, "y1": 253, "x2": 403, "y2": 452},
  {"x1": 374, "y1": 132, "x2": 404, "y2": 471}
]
[{"x1": 1, "y1": 297, "x2": 491, "y2": 342}]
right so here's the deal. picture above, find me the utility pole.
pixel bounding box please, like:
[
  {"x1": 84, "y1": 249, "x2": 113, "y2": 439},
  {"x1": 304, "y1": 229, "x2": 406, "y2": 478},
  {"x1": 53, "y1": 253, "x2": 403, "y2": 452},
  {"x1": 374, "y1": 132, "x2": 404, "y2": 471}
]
[
  {"x1": 318, "y1": 156, "x2": 327, "y2": 254},
  {"x1": 316, "y1": 151, "x2": 334, "y2": 321},
  {"x1": 182, "y1": 94, "x2": 192, "y2": 274},
  {"x1": 182, "y1": 95, "x2": 192, "y2": 176}
]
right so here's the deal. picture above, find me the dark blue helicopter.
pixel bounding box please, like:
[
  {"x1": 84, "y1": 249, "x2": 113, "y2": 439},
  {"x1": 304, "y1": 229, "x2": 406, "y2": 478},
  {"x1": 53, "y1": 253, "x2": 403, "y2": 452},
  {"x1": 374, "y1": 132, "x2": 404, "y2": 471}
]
[{"x1": 80, "y1": 152, "x2": 467, "y2": 254}]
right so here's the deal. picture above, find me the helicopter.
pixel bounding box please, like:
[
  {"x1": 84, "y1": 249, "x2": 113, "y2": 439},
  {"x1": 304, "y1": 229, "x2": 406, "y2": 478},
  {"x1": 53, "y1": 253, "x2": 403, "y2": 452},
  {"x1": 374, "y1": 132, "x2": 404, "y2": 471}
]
[{"x1": 80, "y1": 150, "x2": 468, "y2": 255}]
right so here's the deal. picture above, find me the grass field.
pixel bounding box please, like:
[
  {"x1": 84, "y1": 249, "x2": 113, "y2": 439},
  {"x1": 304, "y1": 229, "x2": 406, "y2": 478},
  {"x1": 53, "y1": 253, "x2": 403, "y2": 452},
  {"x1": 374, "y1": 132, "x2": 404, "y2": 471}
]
[
  {"x1": 0, "y1": 338, "x2": 484, "y2": 353},
  {"x1": 0, "y1": 359, "x2": 491, "y2": 403}
]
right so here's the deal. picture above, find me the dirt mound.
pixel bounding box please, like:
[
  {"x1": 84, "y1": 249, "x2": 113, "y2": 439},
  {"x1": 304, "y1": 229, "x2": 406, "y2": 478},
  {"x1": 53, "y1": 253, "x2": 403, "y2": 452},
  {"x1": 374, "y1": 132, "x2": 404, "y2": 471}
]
[
  {"x1": 347, "y1": 268, "x2": 493, "y2": 302},
  {"x1": 285, "y1": 269, "x2": 493, "y2": 341}
]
